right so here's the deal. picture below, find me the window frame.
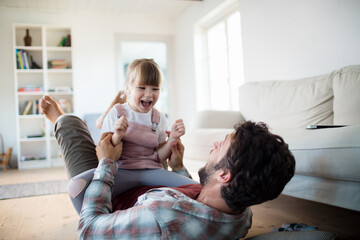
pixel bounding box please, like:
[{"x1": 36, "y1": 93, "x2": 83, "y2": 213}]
[{"x1": 195, "y1": 3, "x2": 244, "y2": 111}]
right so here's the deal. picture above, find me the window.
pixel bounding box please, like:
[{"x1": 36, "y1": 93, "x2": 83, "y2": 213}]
[
  {"x1": 196, "y1": 9, "x2": 244, "y2": 111},
  {"x1": 120, "y1": 41, "x2": 169, "y2": 116},
  {"x1": 115, "y1": 35, "x2": 173, "y2": 119}
]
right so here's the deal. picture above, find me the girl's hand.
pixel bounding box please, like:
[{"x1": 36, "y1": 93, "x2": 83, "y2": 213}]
[
  {"x1": 170, "y1": 119, "x2": 185, "y2": 139},
  {"x1": 114, "y1": 116, "x2": 128, "y2": 140}
]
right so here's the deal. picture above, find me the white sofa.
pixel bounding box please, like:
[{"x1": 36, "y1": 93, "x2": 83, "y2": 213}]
[{"x1": 182, "y1": 65, "x2": 360, "y2": 212}]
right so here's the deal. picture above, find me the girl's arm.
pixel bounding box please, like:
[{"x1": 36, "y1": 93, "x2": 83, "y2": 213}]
[{"x1": 157, "y1": 119, "x2": 185, "y2": 163}]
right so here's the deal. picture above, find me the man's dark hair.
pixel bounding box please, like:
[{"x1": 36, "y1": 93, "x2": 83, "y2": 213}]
[{"x1": 217, "y1": 121, "x2": 295, "y2": 212}]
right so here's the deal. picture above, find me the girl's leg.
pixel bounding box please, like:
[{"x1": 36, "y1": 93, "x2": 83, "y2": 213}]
[
  {"x1": 54, "y1": 115, "x2": 98, "y2": 178},
  {"x1": 112, "y1": 169, "x2": 142, "y2": 197},
  {"x1": 69, "y1": 168, "x2": 144, "y2": 215},
  {"x1": 140, "y1": 169, "x2": 198, "y2": 187},
  {"x1": 68, "y1": 168, "x2": 96, "y2": 214}
]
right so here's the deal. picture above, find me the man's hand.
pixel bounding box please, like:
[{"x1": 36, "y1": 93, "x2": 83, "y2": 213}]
[
  {"x1": 96, "y1": 133, "x2": 123, "y2": 161},
  {"x1": 168, "y1": 138, "x2": 185, "y2": 171}
]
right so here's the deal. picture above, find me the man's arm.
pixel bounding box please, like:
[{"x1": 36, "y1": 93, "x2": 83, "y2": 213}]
[
  {"x1": 78, "y1": 159, "x2": 161, "y2": 238},
  {"x1": 167, "y1": 138, "x2": 192, "y2": 179},
  {"x1": 78, "y1": 135, "x2": 161, "y2": 238}
]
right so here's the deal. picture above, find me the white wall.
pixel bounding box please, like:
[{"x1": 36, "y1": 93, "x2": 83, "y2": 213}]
[
  {"x1": 0, "y1": 7, "x2": 175, "y2": 166},
  {"x1": 174, "y1": 0, "x2": 360, "y2": 127},
  {"x1": 174, "y1": 0, "x2": 227, "y2": 125},
  {"x1": 239, "y1": 0, "x2": 360, "y2": 81},
  {"x1": 2, "y1": 0, "x2": 360, "y2": 166}
]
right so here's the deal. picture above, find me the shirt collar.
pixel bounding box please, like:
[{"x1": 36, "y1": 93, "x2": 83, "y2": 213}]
[{"x1": 148, "y1": 187, "x2": 251, "y2": 223}]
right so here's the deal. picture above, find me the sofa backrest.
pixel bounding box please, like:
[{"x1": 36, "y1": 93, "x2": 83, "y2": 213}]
[
  {"x1": 238, "y1": 73, "x2": 334, "y2": 129},
  {"x1": 333, "y1": 65, "x2": 360, "y2": 125}
]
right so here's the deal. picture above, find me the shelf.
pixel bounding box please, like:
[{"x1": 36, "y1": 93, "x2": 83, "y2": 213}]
[
  {"x1": 47, "y1": 91, "x2": 73, "y2": 96},
  {"x1": 15, "y1": 26, "x2": 42, "y2": 47},
  {"x1": 19, "y1": 160, "x2": 48, "y2": 169},
  {"x1": 20, "y1": 137, "x2": 46, "y2": 142},
  {"x1": 19, "y1": 114, "x2": 44, "y2": 119},
  {"x1": 15, "y1": 46, "x2": 43, "y2": 51},
  {"x1": 47, "y1": 47, "x2": 72, "y2": 51},
  {"x1": 47, "y1": 69, "x2": 72, "y2": 73},
  {"x1": 14, "y1": 24, "x2": 74, "y2": 170},
  {"x1": 17, "y1": 69, "x2": 43, "y2": 73},
  {"x1": 17, "y1": 92, "x2": 44, "y2": 96}
]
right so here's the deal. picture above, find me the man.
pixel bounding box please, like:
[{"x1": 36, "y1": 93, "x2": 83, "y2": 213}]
[{"x1": 41, "y1": 95, "x2": 295, "y2": 240}]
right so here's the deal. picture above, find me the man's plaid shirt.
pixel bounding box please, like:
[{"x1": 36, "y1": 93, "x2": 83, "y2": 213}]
[{"x1": 78, "y1": 158, "x2": 252, "y2": 239}]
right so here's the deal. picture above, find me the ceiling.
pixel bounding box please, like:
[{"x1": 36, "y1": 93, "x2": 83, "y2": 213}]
[{"x1": 0, "y1": 0, "x2": 202, "y2": 18}]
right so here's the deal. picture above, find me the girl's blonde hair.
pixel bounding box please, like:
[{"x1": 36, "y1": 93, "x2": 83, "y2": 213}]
[{"x1": 125, "y1": 59, "x2": 162, "y2": 88}]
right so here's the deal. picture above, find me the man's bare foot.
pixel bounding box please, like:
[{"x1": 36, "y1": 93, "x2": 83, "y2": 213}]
[
  {"x1": 40, "y1": 95, "x2": 64, "y2": 123},
  {"x1": 96, "y1": 90, "x2": 127, "y2": 129}
]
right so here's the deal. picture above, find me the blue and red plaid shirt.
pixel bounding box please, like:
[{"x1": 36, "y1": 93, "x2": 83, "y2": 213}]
[{"x1": 78, "y1": 158, "x2": 252, "y2": 239}]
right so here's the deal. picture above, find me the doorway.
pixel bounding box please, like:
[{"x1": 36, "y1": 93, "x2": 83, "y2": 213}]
[{"x1": 115, "y1": 35, "x2": 172, "y2": 118}]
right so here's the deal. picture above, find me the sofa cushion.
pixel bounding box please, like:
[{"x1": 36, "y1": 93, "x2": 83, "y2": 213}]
[
  {"x1": 189, "y1": 110, "x2": 245, "y2": 129},
  {"x1": 273, "y1": 125, "x2": 360, "y2": 182},
  {"x1": 184, "y1": 125, "x2": 360, "y2": 182},
  {"x1": 333, "y1": 65, "x2": 360, "y2": 125},
  {"x1": 182, "y1": 128, "x2": 234, "y2": 162},
  {"x1": 238, "y1": 74, "x2": 334, "y2": 129}
]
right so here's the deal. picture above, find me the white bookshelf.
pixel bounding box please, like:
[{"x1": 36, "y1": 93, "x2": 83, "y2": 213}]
[{"x1": 13, "y1": 24, "x2": 74, "y2": 169}]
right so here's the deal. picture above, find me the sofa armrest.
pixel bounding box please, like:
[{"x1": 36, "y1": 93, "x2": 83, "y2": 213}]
[{"x1": 190, "y1": 110, "x2": 245, "y2": 129}]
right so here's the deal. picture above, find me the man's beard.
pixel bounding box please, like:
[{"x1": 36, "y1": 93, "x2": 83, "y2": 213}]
[{"x1": 198, "y1": 166, "x2": 211, "y2": 186}]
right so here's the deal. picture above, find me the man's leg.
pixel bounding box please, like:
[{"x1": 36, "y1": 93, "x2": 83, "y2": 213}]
[
  {"x1": 41, "y1": 96, "x2": 98, "y2": 178},
  {"x1": 96, "y1": 90, "x2": 126, "y2": 129}
]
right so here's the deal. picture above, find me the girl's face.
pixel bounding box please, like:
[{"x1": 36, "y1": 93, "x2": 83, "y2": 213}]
[{"x1": 127, "y1": 79, "x2": 160, "y2": 113}]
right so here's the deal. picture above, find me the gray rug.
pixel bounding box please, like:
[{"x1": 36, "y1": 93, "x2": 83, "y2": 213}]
[{"x1": 0, "y1": 180, "x2": 68, "y2": 200}]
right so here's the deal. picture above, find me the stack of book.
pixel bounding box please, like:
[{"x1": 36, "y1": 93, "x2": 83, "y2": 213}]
[
  {"x1": 20, "y1": 99, "x2": 42, "y2": 115},
  {"x1": 48, "y1": 59, "x2": 68, "y2": 69},
  {"x1": 18, "y1": 86, "x2": 44, "y2": 92}
]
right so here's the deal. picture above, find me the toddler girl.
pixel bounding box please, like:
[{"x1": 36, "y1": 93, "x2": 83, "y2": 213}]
[{"x1": 101, "y1": 58, "x2": 185, "y2": 169}]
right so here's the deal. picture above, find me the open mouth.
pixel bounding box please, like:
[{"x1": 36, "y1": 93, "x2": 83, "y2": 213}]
[{"x1": 141, "y1": 100, "x2": 152, "y2": 108}]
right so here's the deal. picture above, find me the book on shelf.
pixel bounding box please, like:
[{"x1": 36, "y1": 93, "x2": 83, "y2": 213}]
[
  {"x1": 58, "y1": 34, "x2": 71, "y2": 47},
  {"x1": 18, "y1": 85, "x2": 44, "y2": 92},
  {"x1": 20, "y1": 50, "x2": 27, "y2": 69},
  {"x1": 21, "y1": 154, "x2": 46, "y2": 161},
  {"x1": 15, "y1": 49, "x2": 41, "y2": 69},
  {"x1": 17, "y1": 49, "x2": 24, "y2": 69},
  {"x1": 48, "y1": 59, "x2": 68, "y2": 69},
  {"x1": 23, "y1": 51, "x2": 30, "y2": 69},
  {"x1": 22, "y1": 100, "x2": 32, "y2": 115},
  {"x1": 21, "y1": 99, "x2": 42, "y2": 115}
]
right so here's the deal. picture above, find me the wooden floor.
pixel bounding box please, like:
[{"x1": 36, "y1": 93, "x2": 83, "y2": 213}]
[{"x1": 0, "y1": 168, "x2": 359, "y2": 240}]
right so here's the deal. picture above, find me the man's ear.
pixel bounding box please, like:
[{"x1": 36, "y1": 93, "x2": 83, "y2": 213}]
[{"x1": 217, "y1": 169, "x2": 231, "y2": 183}]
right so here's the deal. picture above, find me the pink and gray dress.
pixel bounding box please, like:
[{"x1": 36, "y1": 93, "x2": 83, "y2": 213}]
[{"x1": 68, "y1": 103, "x2": 195, "y2": 214}]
